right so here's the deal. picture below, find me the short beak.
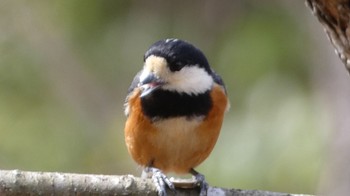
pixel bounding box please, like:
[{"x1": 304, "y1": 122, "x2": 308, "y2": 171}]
[{"x1": 139, "y1": 72, "x2": 164, "y2": 97}]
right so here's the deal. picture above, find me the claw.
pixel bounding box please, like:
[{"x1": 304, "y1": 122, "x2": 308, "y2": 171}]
[
  {"x1": 142, "y1": 167, "x2": 175, "y2": 196},
  {"x1": 190, "y1": 169, "x2": 208, "y2": 196}
]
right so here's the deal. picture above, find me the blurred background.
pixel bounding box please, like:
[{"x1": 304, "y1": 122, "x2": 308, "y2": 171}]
[{"x1": 1, "y1": 0, "x2": 350, "y2": 195}]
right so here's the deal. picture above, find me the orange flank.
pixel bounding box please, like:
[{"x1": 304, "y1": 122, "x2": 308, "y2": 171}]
[{"x1": 124, "y1": 84, "x2": 228, "y2": 174}]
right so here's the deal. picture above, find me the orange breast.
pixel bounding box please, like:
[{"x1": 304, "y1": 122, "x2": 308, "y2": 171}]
[{"x1": 124, "y1": 84, "x2": 228, "y2": 174}]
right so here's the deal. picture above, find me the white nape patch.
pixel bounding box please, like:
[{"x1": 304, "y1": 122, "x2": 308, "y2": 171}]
[
  {"x1": 162, "y1": 66, "x2": 213, "y2": 95},
  {"x1": 165, "y1": 38, "x2": 178, "y2": 43}
]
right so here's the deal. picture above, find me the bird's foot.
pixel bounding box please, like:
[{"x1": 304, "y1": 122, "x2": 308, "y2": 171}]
[
  {"x1": 142, "y1": 167, "x2": 175, "y2": 196},
  {"x1": 190, "y1": 169, "x2": 208, "y2": 196}
]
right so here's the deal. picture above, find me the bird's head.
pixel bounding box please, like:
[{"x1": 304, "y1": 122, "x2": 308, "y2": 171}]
[{"x1": 139, "y1": 39, "x2": 214, "y2": 97}]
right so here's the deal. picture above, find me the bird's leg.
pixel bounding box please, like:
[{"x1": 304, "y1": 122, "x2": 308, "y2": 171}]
[
  {"x1": 190, "y1": 168, "x2": 208, "y2": 196},
  {"x1": 142, "y1": 167, "x2": 175, "y2": 196}
]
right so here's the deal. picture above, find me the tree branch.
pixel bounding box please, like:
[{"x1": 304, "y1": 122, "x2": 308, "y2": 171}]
[
  {"x1": 0, "y1": 169, "x2": 311, "y2": 196},
  {"x1": 306, "y1": 0, "x2": 350, "y2": 74}
]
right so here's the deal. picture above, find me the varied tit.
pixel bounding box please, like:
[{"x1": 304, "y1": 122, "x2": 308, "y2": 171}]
[{"x1": 124, "y1": 38, "x2": 229, "y2": 196}]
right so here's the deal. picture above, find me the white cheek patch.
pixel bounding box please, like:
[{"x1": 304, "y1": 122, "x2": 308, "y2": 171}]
[{"x1": 162, "y1": 66, "x2": 213, "y2": 95}]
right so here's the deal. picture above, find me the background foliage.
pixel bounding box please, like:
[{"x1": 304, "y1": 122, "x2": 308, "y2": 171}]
[{"x1": 0, "y1": 0, "x2": 347, "y2": 194}]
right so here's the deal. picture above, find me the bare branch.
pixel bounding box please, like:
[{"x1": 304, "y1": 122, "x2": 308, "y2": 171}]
[
  {"x1": 0, "y1": 170, "x2": 155, "y2": 196},
  {"x1": 306, "y1": 0, "x2": 350, "y2": 73},
  {"x1": 0, "y1": 169, "x2": 312, "y2": 196}
]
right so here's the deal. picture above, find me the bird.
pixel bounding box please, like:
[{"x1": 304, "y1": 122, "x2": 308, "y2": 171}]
[{"x1": 124, "y1": 38, "x2": 229, "y2": 196}]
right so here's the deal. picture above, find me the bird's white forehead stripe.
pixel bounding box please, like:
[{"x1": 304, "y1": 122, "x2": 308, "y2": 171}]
[{"x1": 143, "y1": 56, "x2": 167, "y2": 73}]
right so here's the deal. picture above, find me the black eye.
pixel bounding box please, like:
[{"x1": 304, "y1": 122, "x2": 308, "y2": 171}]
[{"x1": 170, "y1": 62, "x2": 185, "y2": 72}]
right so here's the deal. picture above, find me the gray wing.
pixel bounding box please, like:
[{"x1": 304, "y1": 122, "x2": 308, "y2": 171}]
[
  {"x1": 211, "y1": 70, "x2": 227, "y2": 95},
  {"x1": 127, "y1": 70, "x2": 142, "y2": 94}
]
